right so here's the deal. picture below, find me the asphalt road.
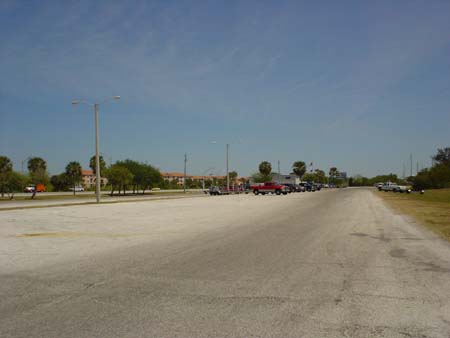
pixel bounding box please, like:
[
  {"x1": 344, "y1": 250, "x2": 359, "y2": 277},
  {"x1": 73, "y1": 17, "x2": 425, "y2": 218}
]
[{"x1": 1, "y1": 188, "x2": 450, "y2": 337}]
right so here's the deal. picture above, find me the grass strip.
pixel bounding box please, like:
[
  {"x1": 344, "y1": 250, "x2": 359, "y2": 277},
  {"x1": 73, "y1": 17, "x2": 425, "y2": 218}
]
[
  {"x1": 0, "y1": 190, "x2": 199, "y2": 202},
  {"x1": 376, "y1": 189, "x2": 450, "y2": 242},
  {"x1": 0, "y1": 193, "x2": 206, "y2": 211}
]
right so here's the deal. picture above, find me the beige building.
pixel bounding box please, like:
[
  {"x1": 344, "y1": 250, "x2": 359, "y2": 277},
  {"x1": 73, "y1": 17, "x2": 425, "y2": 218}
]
[
  {"x1": 161, "y1": 172, "x2": 188, "y2": 186},
  {"x1": 82, "y1": 169, "x2": 108, "y2": 188}
]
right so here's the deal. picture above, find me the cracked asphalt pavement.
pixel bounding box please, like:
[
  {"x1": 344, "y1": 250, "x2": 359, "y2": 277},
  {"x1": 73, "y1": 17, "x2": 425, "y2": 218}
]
[{"x1": 1, "y1": 188, "x2": 450, "y2": 337}]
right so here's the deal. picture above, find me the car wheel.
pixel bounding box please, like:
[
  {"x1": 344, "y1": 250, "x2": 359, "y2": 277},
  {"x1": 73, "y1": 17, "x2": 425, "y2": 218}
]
[
  {"x1": 253, "y1": 190, "x2": 259, "y2": 195},
  {"x1": 282, "y1": 192, "x2": 287, "y2": 195},
  {"x1": 261, "y1": 192, "x2": 266, "y2": 195},
  {"x1": 275, "y1": 189, "x2": 281, "y2": 195}
]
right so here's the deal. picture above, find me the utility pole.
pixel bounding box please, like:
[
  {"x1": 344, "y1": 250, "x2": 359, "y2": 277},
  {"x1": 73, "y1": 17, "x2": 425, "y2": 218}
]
[
  {"x1": 184, "y1": 153, "x2": 187, "y2": 193},
  {"x1": 410, "y1": 154, "x2": 413, "y2": 177},
  {"x1": 226, "y1": 144, "x2": 229, "y2": 191},
  {"x1": 72, "y1": 95, "x2": 120, "y2": 203},
  {"x1": 417, "y1": 161, "x2": 419, "y2": 175},
  {"x1": 21, "y1": 157, "x2": 29, "y2": 174},
  {"x1": 402, "y1": 163, "x2": 406, "y2": 179},
  {"x1": 278, "y1": 160, "x2": 281, "y2": 183},
  {"x1": 94, "y1": 104, "x2": 101, "y2": 203}
]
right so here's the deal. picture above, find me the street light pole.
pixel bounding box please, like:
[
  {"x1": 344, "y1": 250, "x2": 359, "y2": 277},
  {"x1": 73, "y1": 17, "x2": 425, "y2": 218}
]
[
  {"x1": 278, "y1": 160, "x2": 280, "y2": 184},
  {"x1": 72, "y1": 96, "x2": 120, "y2": 203},
  {"x1": 94, "y1": 103, "x2": 101, "y2": 203},
  {"x1": 226, "y1": 144, "x2": 229, "y2": 190},
  {"x1": 201, "y1": 167, "x2": 215, "y2": 190},
  {"x1": 184, "y1": 153, "x2": 187, "y2": 193},
  {"x1": 21, "y1": 156, "x2": 31, "y2": 174},
  {"x1": 210, "y1": 141, "x2": 235, "y2": 191}
]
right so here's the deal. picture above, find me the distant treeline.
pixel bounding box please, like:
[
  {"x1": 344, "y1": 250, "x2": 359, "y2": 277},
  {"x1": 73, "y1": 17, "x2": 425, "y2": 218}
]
[{"x1": 349, "y1": 147, "x2": 450, "y2": 190}]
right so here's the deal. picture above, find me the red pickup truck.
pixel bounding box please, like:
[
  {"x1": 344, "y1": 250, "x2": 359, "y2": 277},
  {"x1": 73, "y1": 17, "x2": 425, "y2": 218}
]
[{"x1": 250, "y1": 182, "x2": 289, "y2": 195}]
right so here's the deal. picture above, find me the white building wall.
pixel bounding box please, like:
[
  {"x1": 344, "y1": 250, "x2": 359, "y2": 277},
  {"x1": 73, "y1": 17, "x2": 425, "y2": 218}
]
[{"x1": 265, "y1": 173, "x2": 301, "y2": 185}]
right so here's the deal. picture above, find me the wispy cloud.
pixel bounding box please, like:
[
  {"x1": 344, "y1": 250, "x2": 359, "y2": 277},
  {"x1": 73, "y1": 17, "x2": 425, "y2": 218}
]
[{"x1": 1, "y1": 1, "x2": 449, "y2": 176}]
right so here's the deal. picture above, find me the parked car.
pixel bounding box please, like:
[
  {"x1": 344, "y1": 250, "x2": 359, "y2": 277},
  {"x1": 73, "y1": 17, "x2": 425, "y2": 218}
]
[
  {"x1": 250, "y1": 182, "x2": 289, "y2": 195},
  {"x1": 208, "y1": 186, "x2": 229, "y2": 196},
  {"x1": 293, "y1": 184, "x2": 305, "y2": 192},
  {"x1": 69, "y1": 186, "x2": 84, "y2": 192},
  {"x1": 23, "y1": 185, "x2": 35, "y2": 192},
  {"x1": 301, "y1": 182, "x2": 316, "y2": 192},
  {"x1": 381, "y1": 182, "x2": 398, "y2": 192},
  {"x1": 394, "y1": 185, "x2": 412, "y2": 193},
  {"x1": 282, "y1": 183, "x2": 297, "y2": 193},
  {"x1": 23, "y1": 184, "x2": 46, "y2": 193}
]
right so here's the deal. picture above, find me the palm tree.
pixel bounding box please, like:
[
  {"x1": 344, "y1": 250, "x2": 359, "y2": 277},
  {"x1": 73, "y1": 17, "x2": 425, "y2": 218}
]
[
  {"x1": 89, "y1": 155, "x2": 106, "y2": 175},
  {"x1": 65, "y1": 162, "x2": 82, "y2": 195},
  {"x1": 27, "y1": 157, "x2": 49, "y2": 187},
  {"x1": 259, "y1": 161, "x2": 272, "y2": 176},
  {"x1": 292, "y1": 161, "x2": 306, "y2": 178},
  {"x1": 329, "y1": 167, "x2": 339, "y2": 178},
  {"x1": 27, "y1": 157, "x2": 46, "y2": 173},
  {"x1": 0, "y1": 156, "x2": 13, "y2": 197}
]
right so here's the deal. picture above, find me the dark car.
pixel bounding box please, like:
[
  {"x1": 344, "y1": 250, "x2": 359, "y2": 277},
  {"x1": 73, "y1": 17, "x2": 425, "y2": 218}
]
[
  {"x1": 302, "y1": 182, "x2": 316, "y2": 192},
  {"x1": 291, "y1": 184, "x2": 305, "y2": 192},
  {"x1": 290, "y1": 184, "x2": 305, "y2": 192},
  {"x1": 208, "y1": 186, "x2": 229, "y2": 195},
  {"x1": 282, "y1": 183, "x2": 297, "y2": 193}
]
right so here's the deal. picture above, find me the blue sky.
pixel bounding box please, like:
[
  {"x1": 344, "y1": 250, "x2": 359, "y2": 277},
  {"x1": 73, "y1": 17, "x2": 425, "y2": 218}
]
[{"x1": 1, "y1": 0, "x2": 449, "y2": 177}]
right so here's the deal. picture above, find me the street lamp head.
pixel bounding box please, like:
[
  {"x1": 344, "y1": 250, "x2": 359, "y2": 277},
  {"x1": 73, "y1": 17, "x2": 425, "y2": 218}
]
[
  {"x1": 72, "y1": 100, "x2": 81, "y2": 105},
  {"x1": 112, "y1": 96, "x2": 121, "y2": 100},
  {"x1": 210, "y1": 141, "x2": 217, "y2": 144}
]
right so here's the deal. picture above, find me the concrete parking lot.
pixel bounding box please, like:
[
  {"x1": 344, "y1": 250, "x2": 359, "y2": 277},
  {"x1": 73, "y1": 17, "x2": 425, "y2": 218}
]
[{"x1": 1, "y1": 188, "x2": 450, "y2": 337}]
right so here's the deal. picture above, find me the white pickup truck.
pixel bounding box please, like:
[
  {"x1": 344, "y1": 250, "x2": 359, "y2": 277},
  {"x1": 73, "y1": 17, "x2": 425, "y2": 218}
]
[
  {"x1": 393, "y1": 185, "x2": 412, "y2": 193},
  {"x1": 380, "y1": 182, "x2": 398, "y2": 191}
]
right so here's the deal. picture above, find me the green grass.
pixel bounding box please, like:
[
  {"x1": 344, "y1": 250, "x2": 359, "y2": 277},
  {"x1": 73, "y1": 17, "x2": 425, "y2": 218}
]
[
  {"x1": 377, "y1": 189, "x2": 450, "y2": 242},
  {"x1": 387, "y1": 188, "x2": 450, "y2": 204},
  {"x1": 0, "y1": 190, "x2": 201, "y2": 203},
  {"x1": 0, "y1": 191, "x2": 205, "y2": 211},
  {"x1": 0, "y1": 194, "x2": 102, "y2": 202}
]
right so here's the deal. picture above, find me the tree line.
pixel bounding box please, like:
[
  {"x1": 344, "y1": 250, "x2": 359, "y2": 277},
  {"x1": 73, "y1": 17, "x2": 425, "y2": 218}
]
[
  {"x1": 0, "y1": 154, "x2": 243, "y2": 197},
  {"x1": 410, "y1": 148, "x2": 450, "y2": 190},
  {"x1": 348, "y1": 147, "x2": 450, "y2": 190},
  {"x1": 0, "y1": 155, "x2": 165, "y2": 198},
  {"x1": 0, "y1": 156, "x2": 49, "y2": 198},
  {"x1": 5, "y1": 149, "x2": 446, "y2": 198},
  {"x1": 250, "y1": 160, "x2": 345, "y2": 185}
]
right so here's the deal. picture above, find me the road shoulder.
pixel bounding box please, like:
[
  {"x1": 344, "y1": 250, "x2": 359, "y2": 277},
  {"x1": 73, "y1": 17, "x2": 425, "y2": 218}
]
[{"x1": 373, "y1": 189, "x2": 450, "y2": 243}]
